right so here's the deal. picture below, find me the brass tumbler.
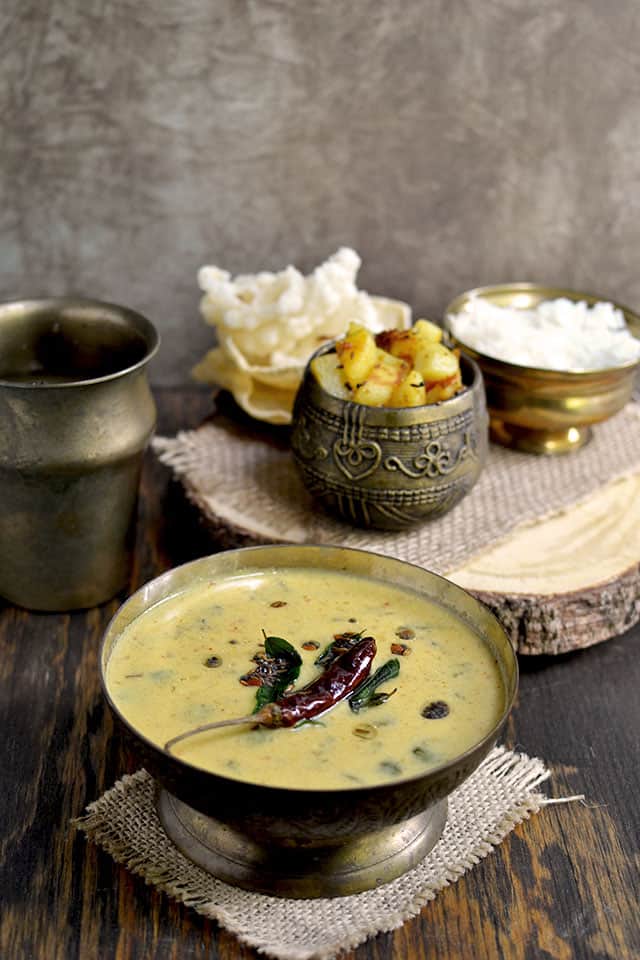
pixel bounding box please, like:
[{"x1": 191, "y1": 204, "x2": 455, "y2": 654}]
[{"x1": 0, "y1": 298, "x2": 159, "y2": 611}]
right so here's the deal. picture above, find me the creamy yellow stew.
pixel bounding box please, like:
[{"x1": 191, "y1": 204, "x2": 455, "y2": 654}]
[{"x1": 106, "y1": 568, "x2": 505, "y2": 790}]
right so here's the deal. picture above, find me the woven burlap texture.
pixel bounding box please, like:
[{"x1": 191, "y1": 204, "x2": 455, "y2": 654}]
[
  {"x1": 76, "y1": 747, "x2": 552, "y2": 960},
  {"x1": 153, "y1": 403, "x2": 640, "y2": 574}
]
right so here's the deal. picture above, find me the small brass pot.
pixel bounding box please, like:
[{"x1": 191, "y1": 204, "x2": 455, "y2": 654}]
[
  {"x1": 290, "y1": 346, "x2": 488, "y2": 531},
  {"x1": 100, "y1": 544, "x2": 518, "y2": 898},
  {"x1": 445, "y1": 283, "x2": 640, "y2": 455},
  {"x1": 0, "y1": 297, "x2": 158, "y2": 610}
]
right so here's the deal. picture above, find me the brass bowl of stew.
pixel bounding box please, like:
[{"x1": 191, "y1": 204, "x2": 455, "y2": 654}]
[{"x1": 100, "y1": 544, "x2": 518, "y2": 898}]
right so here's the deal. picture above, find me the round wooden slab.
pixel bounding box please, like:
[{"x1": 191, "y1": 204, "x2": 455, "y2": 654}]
[{"x1": 448, "y1": 473, "x2": 640, "y2": 655}]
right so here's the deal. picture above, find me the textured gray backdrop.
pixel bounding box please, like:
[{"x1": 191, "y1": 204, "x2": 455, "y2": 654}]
[{"x1": 2, "y1": 0, "x2": 640, "y2": 384}]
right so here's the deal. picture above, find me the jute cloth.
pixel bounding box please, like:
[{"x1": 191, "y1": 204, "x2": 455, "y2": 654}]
[
  {"x1": 76, "y1": 746, "x2": 559, "y2": 960},
  {"x1": 153, "y1": 403, "x2": 640, "y2": 574}
]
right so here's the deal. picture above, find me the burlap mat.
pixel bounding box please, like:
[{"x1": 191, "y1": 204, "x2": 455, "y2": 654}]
[
  {"x1": 153, "y1": 403, "x2": 640, "y2": 574},
  {"x1": 76, "y1": 746, "x2": 565, "y2": 960}
]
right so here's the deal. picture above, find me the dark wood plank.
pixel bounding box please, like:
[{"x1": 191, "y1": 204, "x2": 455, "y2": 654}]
[{"x1": 1, "y1": 385, "x2": 639, "y2": 960}]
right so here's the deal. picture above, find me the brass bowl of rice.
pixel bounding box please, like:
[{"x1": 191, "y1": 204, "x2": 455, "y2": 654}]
[{"x1": 445, "y1": 283, "x2": 640, "y2": 455}]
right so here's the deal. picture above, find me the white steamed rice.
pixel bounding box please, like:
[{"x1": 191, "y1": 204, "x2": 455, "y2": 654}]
[{"x1": 447, "y1": 297, "x2": 640, "y2": 371}]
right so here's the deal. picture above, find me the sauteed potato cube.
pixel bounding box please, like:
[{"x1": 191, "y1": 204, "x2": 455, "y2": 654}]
[
  {"x1": 413, "y1": 318, "x2": 443, "y2": 342},
  {"x1": 423, "y1": 368, "x2": 462, "y2": 403},
  {"x1": 352, "y1": 349, "x2": 408, "y2": 406},
  {"x1": 310, "y1": 353, "x2": 350, "y2": 399},
  {"x1": 377, "y1": 318, "x2": 443, "y2": 364},
  {"x1": 389, "y1": 368, "x2": 427, "y2": 407},
  {"x1": 335, "y1": 323, "x2": 377, "y2": 387},
  {"x1": 420, "y1": 342, "x2": 460, "y2": 383}
]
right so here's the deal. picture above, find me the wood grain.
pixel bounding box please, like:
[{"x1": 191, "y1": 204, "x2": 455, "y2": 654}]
[
  {"x1": 450, "y1": 474, "x2": 640, "y2": 654},
  {"x1": 469, "y1": 569, "x2": 640, "y2": 656},
  {"x1": 1, "y1": 387, "x2": 639, "y2": 960}
]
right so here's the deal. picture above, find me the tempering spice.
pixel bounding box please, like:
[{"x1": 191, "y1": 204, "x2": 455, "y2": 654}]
[
  {"x1": 240, "y1": 632, "x2": 302, "y2": 711},
  {"x1": 390, "y1": 642, "x2": 410, "y2": 656},
  {"x1": 422, "y1": 700, "x2": 450, "y2": 720},
  {"x1": 353, "y1": 724, "x2": 377, "y2": 740}
]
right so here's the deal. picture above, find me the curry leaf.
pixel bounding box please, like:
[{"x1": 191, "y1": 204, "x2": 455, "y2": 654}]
[
  {"x1": 252, "y1": 633, "x2": 302, "y2": 713},
  {"x1": 349, "y1": 658, "x2": 400, "y2": 713},
  {"x1": 263, "y1": 633, "x2": 302, "y2": 665}
]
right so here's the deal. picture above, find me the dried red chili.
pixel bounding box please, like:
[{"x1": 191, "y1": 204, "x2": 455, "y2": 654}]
[{"x1": 254, "y1": 636, "x2": 376, "y2": 728}]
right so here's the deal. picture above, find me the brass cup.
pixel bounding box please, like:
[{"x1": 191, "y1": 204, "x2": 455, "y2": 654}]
[
  {"x1": 445, "y1": 283, "x2": 640, "y2": 455},
  {"x1": 100, "y1": 544, "x2": 518, "y2": 898},
  {"x1": 0, "y1": 298, "x2": 159, "y2": 610},
  {"x1": 291, "y1": 346, "x2": 488, "y2": 531}
]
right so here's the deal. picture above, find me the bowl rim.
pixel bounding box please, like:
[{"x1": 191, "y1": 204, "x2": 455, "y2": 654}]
[
  {"x1": 100, "y1": 543, "x2": 519, "y2": 799},
  {"x1": 0, "y1": 296, "x2": 160, "y2": 389},
  {"x1": 444, "y1": 281, "x2": 640, "y2": 378}
]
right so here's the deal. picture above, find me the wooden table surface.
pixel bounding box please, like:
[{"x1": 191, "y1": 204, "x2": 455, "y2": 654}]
[{"x1": 1, "y1": 386, "x2": 639, "y2": 960}]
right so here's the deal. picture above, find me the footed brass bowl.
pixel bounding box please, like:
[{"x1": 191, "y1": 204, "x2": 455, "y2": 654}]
[
  {"x1": 100, "y1": 544, "x2": 518, "y2": 898},
  {"x1": 290, "y1": 345, "x2": 488, "y2": 531},
  {"x1": 445, "y1": 283, "x2": 640, "y2": 455}
]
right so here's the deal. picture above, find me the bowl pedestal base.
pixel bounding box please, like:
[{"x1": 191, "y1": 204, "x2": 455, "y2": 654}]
[
  {"x1": 490, "y1": 418, "x2": 592, "y2": 455},
  {"x1": 156, "y1": 789, "x2": 448, "y2": 899}
]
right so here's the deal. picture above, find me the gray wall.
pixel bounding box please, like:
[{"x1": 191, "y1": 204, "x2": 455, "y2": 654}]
[{"x1": 3, "y1": 0, "x2": 640, "y2": 384}]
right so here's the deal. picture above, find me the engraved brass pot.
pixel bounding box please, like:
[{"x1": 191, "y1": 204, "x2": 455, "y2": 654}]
[
  {"x1": 0, "y1": 297, "x2": 158, "y2": 610},
  {"x1": 100, "y1": 544, "x2": 518, "y2": 898},
  {"x1": 290, "y1": 346, "x2": 488, "y2": 531},
  {"x1": 445, "y1": 283, "x2": 640, "y2": 455}
]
